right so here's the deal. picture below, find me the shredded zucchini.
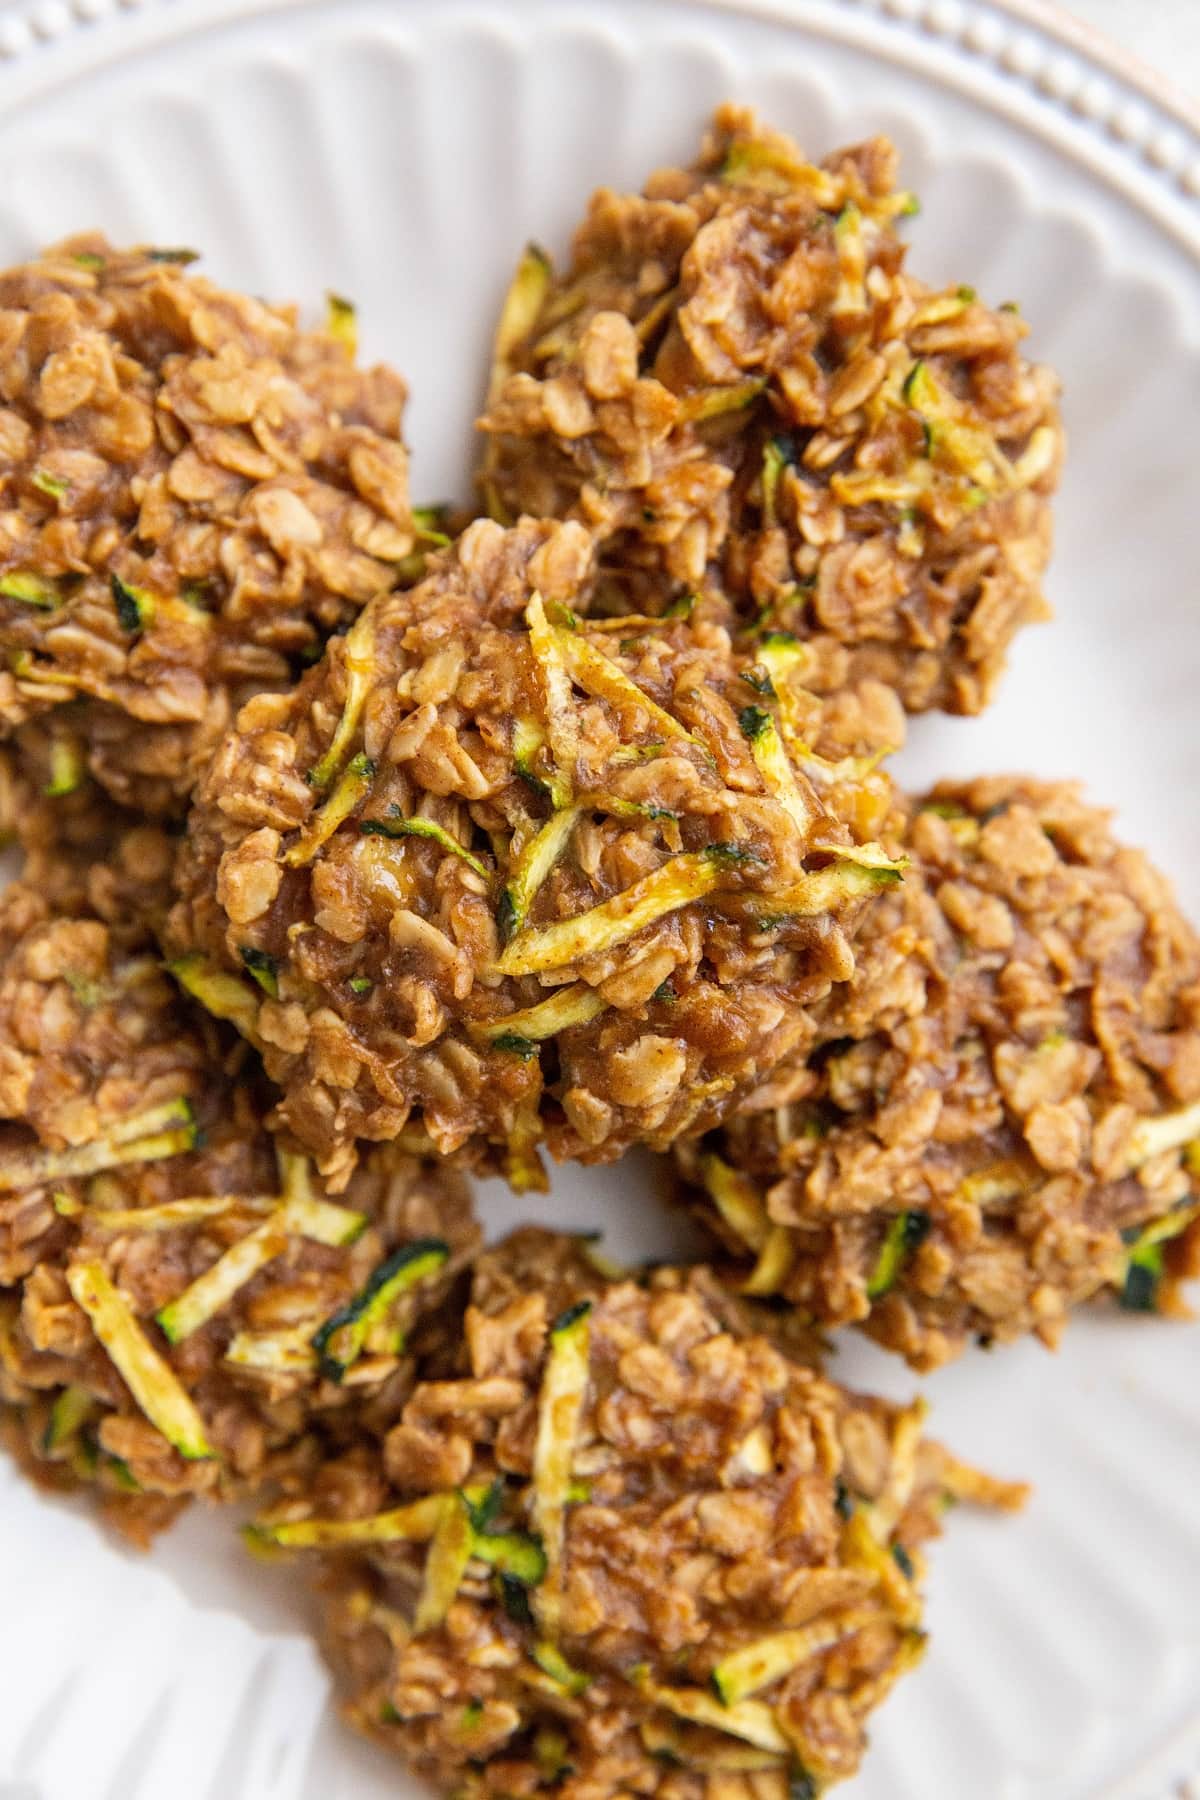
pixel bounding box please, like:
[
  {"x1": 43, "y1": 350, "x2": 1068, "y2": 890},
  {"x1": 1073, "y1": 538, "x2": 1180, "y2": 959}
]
[
  {"x1": 712, "y1": 1612, "x2": 874, "y2": 1706},
  {"x1": 866, "y1": 1211, "x2": 931, "y2": 1300},
  {"x1": 110, "y1": 571, "x2": 155, "y2": 634},
  {"x1": 0, "y1": 571, "x2": 61, "y2": 610},
  {"x1": 32, "y1": 468, "x2": 69, "y2": 500},
  {"x1": 809, "y1": 839, "x2": 906, "y2": 875},
  {"x1": 414, "y1": 1494, "x2": 475, "y2": 1632},
  {"x1": 224, "y1": 1325, "x2": 319, "y2": 1374},
  {"x1": 107, "y1": 1455, "x2": 141, "y2": 1492},
  {"x1": 719, "y1": 137, "x2": 842, "y2": 208},
  {"x1": 754, "y1": 633, "x2": 815, "y2": 739},
  {"x1": 766, "y1": 860, "x2": 901, "y2": 922},
  {"x1": 740, "y1": 662, "x2": 777, "y2": 699},
  {"x1": 493, "y1": 1571, "x2": 534, "y2": 1626},
  {"x1": 247, "y1": 1493, "x2": 447, "y2": 1549},
  {"x1": 632, "y1": 1668, "x2": 790, "y2": 1755},
  {"x1": 277, "y1": 1146, "x2": 314, "y2": 1204},
  {"x1": 311, "y1": 1237, "x2": 449, "y2": 1381},
  {"x1": 738, "y1": 705, "x2": 814, "y2": 836},
  {"x1": 84, "y1": 1194, "x2": 274, "y2": 1233},
  {"x1": 110, "y1": 1100, "x2": 197, "y2": 1147},
  {"x1": 1125, "y1": 1098, "x2": 1200, "y2": 1170},
  {"x1": 830, "y1": 468, "x2": 931, "y2": 508},
  {"x1": 1120, "y1": 1243, "x2": 1164, "y2": 1313},
  {"x1": 43, "y1": 1383, "x2": 96, "y2": 1454},
  {"x1": 489, "y1": 243, "x2": 552, "y2": 400},
  {"x1": 574, "y1": 792, "x2": 680, "y2": 830},
  {"x1": 531, "y1": 1300, "x2": 592, "y2": 1640},
  {"x1": 239, "y1": 945, "x2": 279, "y2": 998},
  {"x1": 499, "y1": 806, "x2": 581, "y2": 939},
  {"x1": 503, "y1": 1101, "x2": 550, "y2": 1195},
  {"x1": 864, "y1": 1401, "x2": 927, "y2": 1539},
  {"x1": 0, "y1": 1097, "x2": 195, "y2": 1193},
  {"x1": 698, "y1": 1153, "x2": 771, "y2": 1252},
  {"x1": 531, "y1": 1725, "x2": 573, "y2": 1781},
  {"x1": 124, "y1": 586, "x2": 212, "y2": 632},
  {"x1": 639, "y1": 1719, "x2": 786, "y2": 1773},
  {"x1": 1126, "y1": 1202, "x2": 1200, "y2": 1259},
  {"x1": 741, "y1": 1224, "x2": 796, "y2": 1297},
  {"x1": 1119, "y1": 1201, "x2": 1200, "y2": 1313},
  {"x1": 469, "y1": 1527, "x2": 548, "y2": 1585},
  {"x1": 251, "y1": 1189, "x2": 366, "y2": 1253},
  {"x1": 476, "y1": 984, "x2": 606, "y2": 1045},
  {"x1": 361, "y1": 812, "x2": 489, "y2": 880},
  {"x1": 167, "y1": 955, "x2": 261, "y2": 1040},
  {"x1": 8, "y1": 650, "x2": 77, "y2": 689},
  {"x1": 902, "y1": 361, "x2": 1013, "y2": 491},
  {"x1": 156, "y1": 1218, "x2": 293, "y2": 1345},
  {"x1": 1013, "y1": 425, "x2": 1058, "y2": 487},
  {"x1": 832, "y1": 202, "x2": 867, "y2": 315},
  {"x1": 959, "y1": 1098, "x2": 1200, "y2": 1233},
  {"x1": 308, "y1": 613, "x2": 376, "y2": 790},
  {"x1": 412, "y1": 504, "x2": 452, "y2": 548},
  {"x1": 511, "y1": 716, "x2": 561, "y2": 803},
  {"x1": 675, "y1": 378, "x2": 767, "y2": 423},
  {"x1": 910, "y1": 290, "x2": 974, "y2": 328},
  {"x1": 954, "y1": 1163, "x2": 1025, "y2": 1208},
  {"x1": 66, "y1": 1260, "x2": 213, "y2": 1460},
  {"x1": 63, "y1": 969, "x2": 107, "y2": 1009},
  {"x1": 452, "y1": 1701, "x2": 486, "y2": 1741},
  {"x1": 455, "y1": 1474, "x2": 497, "y2": 1530},
  {"x1": 896, "y1": 505, "x2": 926, "y2": 558},
  {"x1": 325, "y1": 291, "x2": 357, "y2": 356},
  {"x1": 286, "y1": 753, "x2": 376, "y2": 865},
  {"x1": 840, "y1": 1511, "x2": 921, "y2": 1627},
  {"x1": 493, "y1": 850, "x2": 725, "y2": 976},
  {"x1": 632, "y1": 283, "x2": 679, "y2": 347},
  {"x1": 549, "y1": 618, "x2": 699, "y2": 750},
  {"x1": 44, "y1": 737, "x2": 84, "y2": 797},
  {"x1": 156, "y1": 1190, "x2": 366, "y2": 1345},
  {"x1": 760, "y1": 437, "x2": 794, "y2": 527},
  {"x1": 524, "y1": 593, "x2": 580, "y2": 777},
  {"x1": 531, "y1": 1642, "x2": 591, "y2": 1696}
]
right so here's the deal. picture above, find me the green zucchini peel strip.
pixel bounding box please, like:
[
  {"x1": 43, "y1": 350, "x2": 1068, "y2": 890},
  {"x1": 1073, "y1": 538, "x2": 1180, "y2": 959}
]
[
  {"x1": 287, "y1": 753, "x2": 376, "y2": 865},
  {"x1": 531, "y1": 1300, "x2": 592, "y2": 1639},
  {"x1": 157, "y1": 1190, "x2": 366, "y2": 1345},
  {"x1": 67, "y1": 1260, "x2": 213, "y2": 1461},
  {"x1": 311, "y1": 1237, "x2": 449, "y2": 1382},
  {"x1": 308, "y1": 613, "x2": 376, "y2": 790},
  {"x1": 493, "y1": 851, "x2": 726, "y2": 976},
  {"x1": 0, "y1": 1098, "x2": 195, "y2": 1193}
]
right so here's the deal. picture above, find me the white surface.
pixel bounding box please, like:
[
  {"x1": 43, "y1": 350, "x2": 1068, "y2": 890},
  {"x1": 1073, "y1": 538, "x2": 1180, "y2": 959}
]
[
  {"x1": 1067, "y1": 0, "x2": 1200, "y2": 98},
  {"x1": 0, "y1": 2, "x2": 1198, "y2": 1798}
]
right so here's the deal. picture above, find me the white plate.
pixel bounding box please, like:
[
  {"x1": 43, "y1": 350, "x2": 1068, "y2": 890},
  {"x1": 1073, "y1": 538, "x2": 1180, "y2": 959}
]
[{"x1": 0, "y1": 2, "x2": 1199, "y2": 1797}]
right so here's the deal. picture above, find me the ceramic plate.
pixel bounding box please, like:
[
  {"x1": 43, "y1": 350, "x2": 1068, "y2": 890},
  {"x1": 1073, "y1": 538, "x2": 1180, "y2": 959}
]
[{"x1": 0, "y1": 1, "x2": 1198, "y2": 1796}]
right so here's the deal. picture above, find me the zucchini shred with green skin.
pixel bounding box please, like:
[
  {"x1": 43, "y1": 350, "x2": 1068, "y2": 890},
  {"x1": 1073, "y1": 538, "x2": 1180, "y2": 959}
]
[
  {"x1": 294, "y1": 1229, "x2": 1024, "y2": 1797},
  {"x1": 169, "y1": 514, "x2": 904, "y2": 1182},
  {"x1": 310, "y1": 1237, "x2": 450, "y2": 1382}
]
